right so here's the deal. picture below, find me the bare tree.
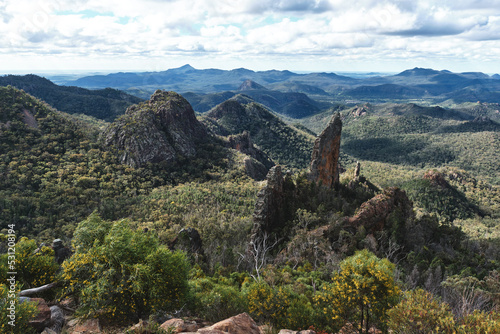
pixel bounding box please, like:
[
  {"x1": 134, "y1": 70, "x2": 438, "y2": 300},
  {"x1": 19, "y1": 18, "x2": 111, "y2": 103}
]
[
  {"x1": 442, "y1": 276, "x2": 492, "y2": 318},
  {"x1": 241, "y1": 232, "x2": 279, "y2": 281}
]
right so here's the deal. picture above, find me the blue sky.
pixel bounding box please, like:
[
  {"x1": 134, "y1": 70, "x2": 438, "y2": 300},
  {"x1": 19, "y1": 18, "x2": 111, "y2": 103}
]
[{"x1": 1, "y1": 0, "x2": 500, "y2": 74}]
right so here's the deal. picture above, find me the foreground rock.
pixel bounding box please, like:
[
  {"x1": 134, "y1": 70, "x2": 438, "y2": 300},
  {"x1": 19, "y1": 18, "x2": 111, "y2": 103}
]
[
  {"x1": 29, "y1": 298, "x2": 51, "y2": 331},
  {"x1": 198, "y1": 313, "x2": 260, "y2": 334},
  {"x1": 161, "y1": 318, "x2": 199, "y2": 332},
  {"x1": 309, "y1": 113, "x2": 342, "y2": 189},
  {"x1": 65, "y1": 318, "x2": 101, "y2": 334}
]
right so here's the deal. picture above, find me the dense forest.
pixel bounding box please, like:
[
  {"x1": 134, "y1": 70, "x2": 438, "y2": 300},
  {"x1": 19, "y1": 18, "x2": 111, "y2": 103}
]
[{"x1": 1, "y1": 82, "x2": 499, "y2": 334}]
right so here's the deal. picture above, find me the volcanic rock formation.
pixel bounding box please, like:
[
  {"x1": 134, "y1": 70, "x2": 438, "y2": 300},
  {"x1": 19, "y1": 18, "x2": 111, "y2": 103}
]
[
  {"x1": 309, "y1": 113, "x2": 342, "y2": 189},
  {"x1": 102, "y1": 90, "x2": 207, "y2": 168}
]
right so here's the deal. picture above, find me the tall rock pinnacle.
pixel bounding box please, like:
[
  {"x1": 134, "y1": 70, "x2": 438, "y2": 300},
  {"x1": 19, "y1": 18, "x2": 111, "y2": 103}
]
[{"x1": 309, "y1": 113, "x2": 342, "y2": 188}]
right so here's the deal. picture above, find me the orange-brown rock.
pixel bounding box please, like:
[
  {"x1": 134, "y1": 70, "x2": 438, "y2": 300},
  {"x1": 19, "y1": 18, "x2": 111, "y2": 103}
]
[
  {"x1": 161, "y1": 318, "x2": 199, "y2": 333},
  {"x1": 198, "y1": 313, "x2": 260, "y2": 334},
  {"x1": 346, "y1": 187, "x2": 414, "y2": 234},
  {"x1": 309, "y1": 113, "x2": 342, "y2": 189},
  {"x1": 67, "y1": 318, "x2": 101, "y2": 334},
  {"x1": 28, "y1": 298, "x2": 51, "y2": 331},
  {"x1": 423, "y1": 170, "x2": 449, "y2": 188}
]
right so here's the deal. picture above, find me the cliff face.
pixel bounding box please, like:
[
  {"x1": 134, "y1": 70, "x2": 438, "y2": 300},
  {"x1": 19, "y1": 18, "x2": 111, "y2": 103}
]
[
  {"x1": 346, "y1": 187, "x2": 414, "y2": 234},
  {"x1": 309, "y1": 113, "x2": 342, "y2": 188},
  {"x1": 102, "y1": 90, "x2": 207, "y2": 168}
]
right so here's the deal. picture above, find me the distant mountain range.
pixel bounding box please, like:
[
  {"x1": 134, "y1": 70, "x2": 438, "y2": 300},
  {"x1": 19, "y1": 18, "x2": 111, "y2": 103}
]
[
  {"x1": 0, "y1": 74, "x2": 142, "y2": 121},
  {"x1": 60, "y1": 65, "x2": 500, "y2": 104}
]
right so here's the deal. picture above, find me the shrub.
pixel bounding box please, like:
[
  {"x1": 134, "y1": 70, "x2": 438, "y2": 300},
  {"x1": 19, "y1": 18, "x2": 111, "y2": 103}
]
[
  {"x1": 189, "y1": 277, "x2": 247, "y2": 322},
  {"x1": 246, "y1": 279, "x2": 315, "y2": 330},
  {"x1": 387, "y1": 289, "x2": 455, "y2": 334},
  {"x1": 0, "y1": 237, "x2": 58, "y2": 289},
  {"x1": 0, "y1": 284, "x2": 38, "y2": 334},
  {"x1": 62, "y1": 214, "x2": 190, "y2": 321},
  {"x1": 315, "y1": 249, "x2": 401, "y2": 332},
  {"x1": 456, "y1": 310, "x2": 500, "y2": 334}
]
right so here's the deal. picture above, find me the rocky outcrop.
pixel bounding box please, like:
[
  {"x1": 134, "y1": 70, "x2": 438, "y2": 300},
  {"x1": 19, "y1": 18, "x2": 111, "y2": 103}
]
[
  {"x1": 423, "y1": 170, "x2": 449, "y2": 188},
  {"x1": 251, "y1": 166, "x2": 285, "y2": 241},
  {"x1": 169, "y1": 227, "x2": 204, "y2": 257},
  {"x1": 52, "y1": 239, "x2": 71, "y2": 264},
  {"x1": 228, "y1": 131, "x2": 275, "y2": 180},
  {"x1": 228, "y1": 131, "x2": 274, "y2": 169},
  {"x1": 309, "y1": 113, "x2": 342, "y2": 189},
  {"x1": 102, "y1": 90, "x2": 207, "y2": 168},
  {"x1": 345, "y1": 187, "x2": 414, "y2": 234}
]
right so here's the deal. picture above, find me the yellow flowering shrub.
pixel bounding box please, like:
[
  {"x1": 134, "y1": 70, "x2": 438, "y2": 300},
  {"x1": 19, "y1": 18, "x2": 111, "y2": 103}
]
[
  {"x1": 62, "y1": 214, "x2": 190, "y2": 321},
  {"x1": 0, "y1": 284, "x2": 38, "y2": 334},
  {"x1": 456, "y1": 310, "x2": 500, "y2": 334},
  {"x1": 0, "y1": 237, "x2": 58, "y2": 289},
  {"x1": 246, "y1": 279, "x2": 315, "y2": 330},
  {"x1": 315, "y1": 249, "x2": 401, "y2": 332}
]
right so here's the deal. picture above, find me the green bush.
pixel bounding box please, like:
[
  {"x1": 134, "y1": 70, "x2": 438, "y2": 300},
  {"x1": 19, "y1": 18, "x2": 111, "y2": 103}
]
[
  {"x1": 62, "y1": 214, "x2": 190, "y2": 321},
  {"x1": 189, "y1": 277, "x2": 247, "y2": 322},
  {"x1": 315, "y1": 250, "x2": 401, "y2": 332},
  {"x1": 387, "y1": 289, "x2": 455, "y2": 334},
  {"x1": 0, "y1": 284, "x2": 38, "y2": 334},
  {"x1": 0, "y1": 237, "x2": 58, "y2": 289}
]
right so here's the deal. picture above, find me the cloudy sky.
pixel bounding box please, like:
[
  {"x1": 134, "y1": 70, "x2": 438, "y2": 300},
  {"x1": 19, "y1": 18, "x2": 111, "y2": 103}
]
[{"x1": 1, "y1": 0, "x2": 500, "y2": 74}]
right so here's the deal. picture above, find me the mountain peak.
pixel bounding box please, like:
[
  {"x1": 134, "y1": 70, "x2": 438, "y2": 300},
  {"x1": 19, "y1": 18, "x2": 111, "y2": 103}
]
[
  {"x1": 103, "y1": 90, "x2": 207, "y2": 168},
  {"x1": 396, "y1": 67, "x2": 443, "y2": 77},
  {"x1": 239, "y1": 79, "x2": 266, "y2": 91}
]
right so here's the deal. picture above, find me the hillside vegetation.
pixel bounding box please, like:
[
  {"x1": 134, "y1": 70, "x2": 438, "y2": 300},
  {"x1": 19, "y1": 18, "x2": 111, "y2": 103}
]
[
  {"x1": 0, "y1": 85, "x2": 499, "y2": 333},
  {"x1": 0, "y1": 75, "x2": 142, "y2": 121}
]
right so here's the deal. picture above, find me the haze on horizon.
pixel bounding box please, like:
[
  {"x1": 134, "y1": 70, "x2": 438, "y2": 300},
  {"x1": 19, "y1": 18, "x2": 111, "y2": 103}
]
[{"x1": 1, "y1": 0, "x2": 500, "y2": 75}]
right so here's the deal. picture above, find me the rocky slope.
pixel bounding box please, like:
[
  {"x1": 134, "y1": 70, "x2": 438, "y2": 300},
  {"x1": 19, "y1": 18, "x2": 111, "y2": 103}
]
[{"x1": 204, "y1": 98, "x2": 314, "y2": 169}]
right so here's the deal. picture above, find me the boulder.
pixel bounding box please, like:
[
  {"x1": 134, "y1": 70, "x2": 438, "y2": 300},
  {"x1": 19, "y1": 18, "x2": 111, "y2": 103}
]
[
  {"x1": 52, "y1": 239, "x2": 71, "y2": 264},
  {"x1": 67, "y1": 318, "x2": 101, "y2": 334},
  {"x1": 161, "y1": 318, "x2": 199, "y2": 333},
  {"x1": 309, "y1": 113, "x2": 342, "y2": 189},
  {"x1": 29, "y1": 298, "x2": 51, "y2": 331},
  {"x1": 169, "y1": 227, "x2": 204, "y2": 257},
  {"x1": 198, "y1": 313, "x2": 260, "y2": 334},
  {"x1": 41, "y1": 328, "x2": 58, "y2": 334},
  {"x1": 49, "y1": 305, "x2": 65, "y2": 333}
]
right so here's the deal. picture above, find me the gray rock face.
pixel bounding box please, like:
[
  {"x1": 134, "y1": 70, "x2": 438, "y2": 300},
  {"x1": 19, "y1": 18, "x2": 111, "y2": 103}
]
[
  {"x1": 228, "y1": 131, "x2": 275, "y2": 180},
  {"x1": 251, "y1": 166, "x2": 285, "y2": 241},
  {"x1": 309, "y1": 113, "x2": 342, "y2": 189},
  {"x1": 102, "y1": 90, "x2": 207, "y2": 168}
]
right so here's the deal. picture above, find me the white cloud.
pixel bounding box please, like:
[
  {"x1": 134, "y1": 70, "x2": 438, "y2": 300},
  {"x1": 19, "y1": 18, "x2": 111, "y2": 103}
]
[{"x1": 1, "y1": 0, "x2": 500, "y2": 72}]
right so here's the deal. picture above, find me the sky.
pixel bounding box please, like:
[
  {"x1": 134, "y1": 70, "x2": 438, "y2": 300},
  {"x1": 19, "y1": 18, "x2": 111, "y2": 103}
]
[{"x1": 1, "y1": 0, "x2": 500, "y2": 74}]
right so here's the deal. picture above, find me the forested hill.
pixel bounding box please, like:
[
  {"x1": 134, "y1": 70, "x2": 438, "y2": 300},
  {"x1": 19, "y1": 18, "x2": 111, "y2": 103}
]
[{"x1": 0, "y1": 74, "x2": 143, "y2": 121}]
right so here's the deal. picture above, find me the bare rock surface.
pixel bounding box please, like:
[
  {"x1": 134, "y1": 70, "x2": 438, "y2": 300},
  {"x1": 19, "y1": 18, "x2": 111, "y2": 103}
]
[
  {"x1": 309, "y1": 113, "x2": 342, "y2": 188},
  {"x1": 198, "y1": 313, "x2": 261, "y2": 334}
]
